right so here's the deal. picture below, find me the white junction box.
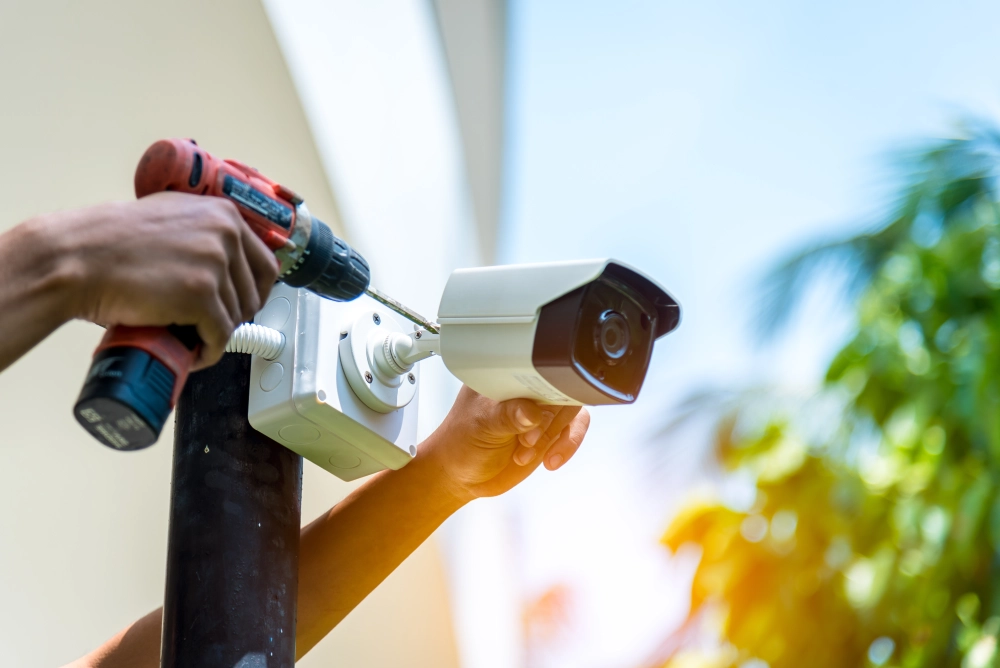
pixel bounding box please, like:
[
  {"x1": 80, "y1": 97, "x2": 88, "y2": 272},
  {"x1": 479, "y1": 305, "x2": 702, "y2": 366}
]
[{"x1": 248, "y1": 283, "x2": 419, "y2": 481}]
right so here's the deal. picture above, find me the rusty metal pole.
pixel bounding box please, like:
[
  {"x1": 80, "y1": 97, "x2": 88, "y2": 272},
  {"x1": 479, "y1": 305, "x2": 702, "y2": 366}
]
[{"x1": 160, "y1": 353, "x2": 302, "y2": 668}]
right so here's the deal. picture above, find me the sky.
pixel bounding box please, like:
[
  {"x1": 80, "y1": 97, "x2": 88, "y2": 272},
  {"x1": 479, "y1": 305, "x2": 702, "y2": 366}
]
[{"x1": 498, "y1": 1, "x2": 1000, "y2": 666}]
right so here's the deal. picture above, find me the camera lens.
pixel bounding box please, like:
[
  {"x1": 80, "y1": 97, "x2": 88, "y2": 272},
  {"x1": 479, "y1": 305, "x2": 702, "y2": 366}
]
[
  {"x1": 596, "y1": 310, "x2": 630, "y2": 362},
  {"x1": 532, "y1": 266, "x2": 670, "y2": 405}
]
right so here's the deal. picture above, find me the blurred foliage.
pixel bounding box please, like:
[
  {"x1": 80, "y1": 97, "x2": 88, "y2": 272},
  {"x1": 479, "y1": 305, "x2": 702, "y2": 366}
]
[{"x1": 661, "y1": 125, "x2": 1000, "y2": 668}]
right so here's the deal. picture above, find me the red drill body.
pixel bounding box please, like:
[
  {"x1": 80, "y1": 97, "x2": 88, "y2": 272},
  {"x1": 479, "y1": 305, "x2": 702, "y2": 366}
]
[{"x1": 75, "y1": 139, "x2": 370, "y2": 451}]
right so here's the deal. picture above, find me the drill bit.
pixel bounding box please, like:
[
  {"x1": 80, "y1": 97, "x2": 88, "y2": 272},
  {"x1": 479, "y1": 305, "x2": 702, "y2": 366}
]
[{"x1": 365, "y1": 287, "x2": 440, "y2": 334}]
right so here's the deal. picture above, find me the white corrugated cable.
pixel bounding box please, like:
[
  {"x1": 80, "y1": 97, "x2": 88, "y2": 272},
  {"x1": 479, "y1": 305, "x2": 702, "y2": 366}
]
[{"x1": 226, "y1": 323, "x2": 285, "y2": 360}]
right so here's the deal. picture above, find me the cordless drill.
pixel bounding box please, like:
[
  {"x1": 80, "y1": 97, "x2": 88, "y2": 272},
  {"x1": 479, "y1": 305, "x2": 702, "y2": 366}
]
[{"x1": 73, "y1": 138, "x2": 371, "y2": 451}]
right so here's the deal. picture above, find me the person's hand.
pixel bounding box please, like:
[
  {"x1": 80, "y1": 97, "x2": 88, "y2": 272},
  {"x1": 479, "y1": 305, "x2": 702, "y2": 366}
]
[
  {"x1": 419, "y1": 386, "x2": 591, "y2": 501},
  {"x1": 34, "y1": 192, "x2": 278, "y2": 368}
]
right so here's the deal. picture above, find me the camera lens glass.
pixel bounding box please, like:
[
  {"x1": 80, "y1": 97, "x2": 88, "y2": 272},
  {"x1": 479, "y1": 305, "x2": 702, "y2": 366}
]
[
  {"x1": 532, "y1": 265, "x2": 671, "y2": 405},
  {"x1": 571, "y1": 275, "x2": 657, "y2": 402},
  {"x1": 596, "y1": 310, "x2": 630, "y2": 363}
]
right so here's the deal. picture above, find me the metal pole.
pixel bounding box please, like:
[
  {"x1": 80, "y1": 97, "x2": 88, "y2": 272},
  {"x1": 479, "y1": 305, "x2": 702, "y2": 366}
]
[{"x1": 160, "y1": 353, "x2": 303, "y2": 668}]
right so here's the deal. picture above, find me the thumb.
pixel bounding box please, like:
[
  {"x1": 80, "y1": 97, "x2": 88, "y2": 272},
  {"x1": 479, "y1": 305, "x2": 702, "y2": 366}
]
[{"x1": 486, "y1": 399, "x2": 545, "y2": 438}]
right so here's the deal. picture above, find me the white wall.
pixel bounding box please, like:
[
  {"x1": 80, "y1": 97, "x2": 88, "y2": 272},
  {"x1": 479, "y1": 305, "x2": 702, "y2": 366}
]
[{"x1": 0, "y1": 1, "x2": 463, "y2": 666}]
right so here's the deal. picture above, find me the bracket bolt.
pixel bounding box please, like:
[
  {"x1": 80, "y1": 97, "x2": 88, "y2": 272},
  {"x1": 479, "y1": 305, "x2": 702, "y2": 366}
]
[
  {"x1": 372, "y1": 313, "x2": 381, "y2": 325},
  {"x1": 407, "y1": 373, "x2": 416, "y2": 384},
  {"x1": 364, "y1": 371, "x2": 373, "y2": 383}
]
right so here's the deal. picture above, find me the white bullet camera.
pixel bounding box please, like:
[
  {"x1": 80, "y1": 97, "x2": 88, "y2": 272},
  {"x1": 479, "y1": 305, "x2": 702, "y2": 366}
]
[{"x1": 437, "y1": 259, "x2": 680, "y2": 405}]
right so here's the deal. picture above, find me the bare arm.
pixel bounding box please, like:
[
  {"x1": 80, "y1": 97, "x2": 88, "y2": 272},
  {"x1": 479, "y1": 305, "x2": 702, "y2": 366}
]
[
  {"x1": 298, "y1": 387, "x2": 589, "y2": 656},
  {"x1": 69, "y1": 388, "x2": 590, "y2": 666},
  {"x1": 64, "y1": 610, "x2": 163, "y2": 668},
  {"x1": 0, "y1": 212, "x2": 85, "y2": 371},
  {"x1": 295, "y1": 445, "x2": 466, "y2": 654}
]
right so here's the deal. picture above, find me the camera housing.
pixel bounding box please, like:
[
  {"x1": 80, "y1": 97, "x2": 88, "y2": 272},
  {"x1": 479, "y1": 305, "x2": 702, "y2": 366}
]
[{"x1": 437, "y1": 259, "x2": 680, "y2": 405}]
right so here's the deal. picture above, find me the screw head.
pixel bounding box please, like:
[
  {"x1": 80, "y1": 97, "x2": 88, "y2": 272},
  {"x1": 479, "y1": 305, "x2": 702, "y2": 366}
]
[
  {"x1": 415, "y1": 331, "x2": 422, "y2": 339},
  {"x1": 364, "y1": 371, "x2": 373, "y2": 383},
  {"x1": 372, "y1": 313, "x2": 381, "y2": 325},
  {"x1": 407, "y1": 373, "x2": 416, "y2": 384}
]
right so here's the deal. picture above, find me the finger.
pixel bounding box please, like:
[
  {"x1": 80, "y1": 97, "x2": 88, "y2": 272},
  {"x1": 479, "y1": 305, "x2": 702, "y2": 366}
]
[
  {"x1": 513, "y1": 411, "x2": 556, "y2": 465},
  {"x1": 240, "y1": 223, "x2": 279, "y2": 307},
  {"x1": 202, "y1": 205, "x2": 243, "y2": 327},
  {"x1": 517, "y1": 406, "x2": 580, "y2": 452},
  {"x1": 518, "y1": 410, "x2": 555, "y2": 448},
  {"x1": 543, "y1": 409, "x2": 590, "y2": 471},
  {"x1": 511, "y1": 409, "x2": 582, "y2": 473},
  {"x1": 229, "y1": 234, "x2": 262, "y2": 322},
  {"x1": 192, "y1": 296, "x2": 234, "y2": 370},
  {"x1": 495, "y1": 399, "x2": 545, "y2": 436},
  {"x1": 513, "y1": 444, "x2": 536, "y2": 466},
  {"x1": 514, "y1": 406, "x2": 578, "y2": 462},
  {"x1": 540, "y1": 406, "x2": 581, "y2": 445},
  {"x1": 218, "y1": 272, "x2": 242, "y2": 330}
]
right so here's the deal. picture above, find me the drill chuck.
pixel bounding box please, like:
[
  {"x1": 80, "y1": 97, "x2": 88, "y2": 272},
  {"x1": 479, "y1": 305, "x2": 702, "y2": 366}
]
[{"x1": 281, "y1": 217, "x2": 370, "y2": 301}]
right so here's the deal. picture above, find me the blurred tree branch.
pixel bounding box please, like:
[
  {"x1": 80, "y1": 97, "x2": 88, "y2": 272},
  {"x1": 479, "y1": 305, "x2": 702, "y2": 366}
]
[{"x1": 661, "y1": 122, "x2": 1000, "y2": 668}]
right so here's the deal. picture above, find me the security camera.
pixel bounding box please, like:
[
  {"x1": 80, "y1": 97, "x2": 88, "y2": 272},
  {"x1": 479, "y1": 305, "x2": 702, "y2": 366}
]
[
  {"x1": 434, "y1": 259, "x2": 680, "y2": 405},
  {"x1": 376, "y1": 259, "x2": 681, "y2": 405}
]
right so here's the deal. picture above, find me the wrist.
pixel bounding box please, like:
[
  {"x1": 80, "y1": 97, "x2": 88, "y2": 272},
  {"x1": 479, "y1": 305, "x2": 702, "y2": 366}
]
[
  {"x1": 30, "y1": 202, "x2": 122, "y2": 323},
  {"x1": 1, "y1": 212, "x2": 85, "y2": 326},
  {"x1": 407, "y1": 436, "x2": 477, "y2": 508}
]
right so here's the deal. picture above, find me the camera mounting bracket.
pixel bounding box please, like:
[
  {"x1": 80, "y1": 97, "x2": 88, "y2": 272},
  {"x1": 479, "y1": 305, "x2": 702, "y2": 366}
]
[
  {"x1": 339, "y1": 310, "x2": 419, "y2": 414},
  {"x1": 247, "y1": 284, "x2": 419, "y2": 481}
]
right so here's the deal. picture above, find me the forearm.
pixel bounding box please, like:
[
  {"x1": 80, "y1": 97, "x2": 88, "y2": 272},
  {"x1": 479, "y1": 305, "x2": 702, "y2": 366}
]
[
  {"x1": 0, "y1": 215, "x2": 81, "y2": 371},
  {"x1": 65, "y1": 609, "x2": 162, "y2": 668},
  {"x1": 295, "y1": 442, "x2": 468, "y2": 657}
]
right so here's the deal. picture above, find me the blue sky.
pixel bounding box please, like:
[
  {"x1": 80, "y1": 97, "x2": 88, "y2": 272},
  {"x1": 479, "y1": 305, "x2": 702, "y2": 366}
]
[
  {"x1": 499, "y1": 2, "x2": 1000, "y2": 665},
  {"x1": 505, "y1": 0, "x2": 1000, "y2": 401}
]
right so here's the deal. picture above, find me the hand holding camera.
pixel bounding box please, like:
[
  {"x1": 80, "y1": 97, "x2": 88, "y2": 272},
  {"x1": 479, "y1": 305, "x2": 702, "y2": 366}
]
[{"x1": 420, "y1": 386, "x2": 591, "y2": 503}]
